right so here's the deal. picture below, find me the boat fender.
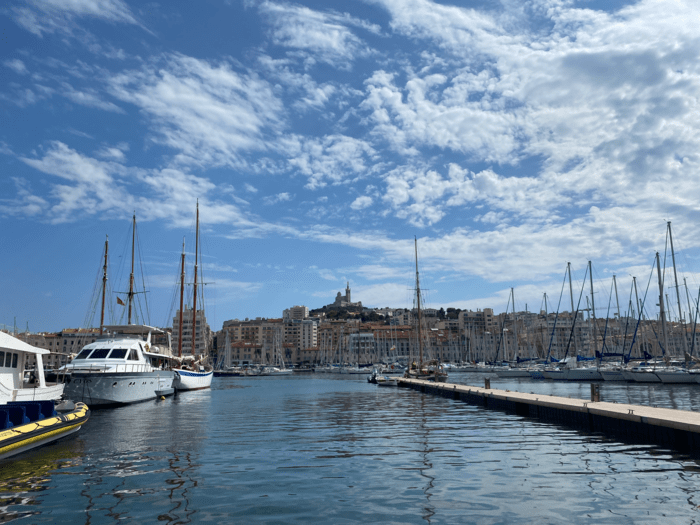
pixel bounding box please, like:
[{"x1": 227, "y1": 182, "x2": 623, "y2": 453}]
[{"x1": 160, "y1": 396, "x2": 165, "y2": 400}]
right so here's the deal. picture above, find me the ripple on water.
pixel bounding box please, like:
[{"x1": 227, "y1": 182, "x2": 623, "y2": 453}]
[{"x1": 1, "y1": 376, "x2": 700, "y2": 523}]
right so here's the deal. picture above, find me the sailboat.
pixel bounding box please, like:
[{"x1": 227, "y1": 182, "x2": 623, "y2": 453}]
[
  {"x1": 404, "y1": 237, "x2": 447, "y2": 382},
  {"x1": 173, "y1": 202, "x2": 214, "y2": 391},
  {"x1": 62, "y1": 217, "x2": 177, "y2": 406}
]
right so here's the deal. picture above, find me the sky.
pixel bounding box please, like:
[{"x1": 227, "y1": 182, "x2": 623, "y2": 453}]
[{"x1": 2, "y1": 0, "x2": 700, "y2": 333}]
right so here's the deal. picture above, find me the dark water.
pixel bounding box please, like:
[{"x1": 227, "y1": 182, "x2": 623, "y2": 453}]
[{"x1": 2, "y1": 373, "x2": 700, "y2": 524}]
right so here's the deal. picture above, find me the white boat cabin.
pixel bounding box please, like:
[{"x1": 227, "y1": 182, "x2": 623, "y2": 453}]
[
  {"x1": 64, "y1": 325, "x2": 173, "y2": 373},
  {"x1": 0, "y1": 331, "x2": 64, "y2": 403}
]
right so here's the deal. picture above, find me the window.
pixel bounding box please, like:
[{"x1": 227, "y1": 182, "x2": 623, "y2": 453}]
[
  {"x1": 128, "y1": 349, "x2": 139, "y2": 361},
  {"x1": 90, "y1": 348, "x2": 111, "y2": 359},
  {"x1": 108, "y1": 348, "x2": 128, "y2": 359},
  {"x1": 74, "y1": 349, "x2": 94, "y2": 359},
  {"x1": 0, "y1": 351, "x2": 3, "y2": 367},
  {"x1": 5, "y1": 353, "x2": 12, "y2": 368},
  {"x1": 12, "y1": 354, "x2": 18, "y2": 368}
]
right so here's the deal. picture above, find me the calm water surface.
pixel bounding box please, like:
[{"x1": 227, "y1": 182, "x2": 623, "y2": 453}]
[{"x1": 2, "y1": 373, "x2": 700, "y2": 524}]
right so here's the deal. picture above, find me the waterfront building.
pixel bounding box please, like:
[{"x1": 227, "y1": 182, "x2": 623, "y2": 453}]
[{"x1": 171, "y1": 306, "x2": 212, "y2": 357}]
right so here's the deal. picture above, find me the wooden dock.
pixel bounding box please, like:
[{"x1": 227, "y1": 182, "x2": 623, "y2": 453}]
[{"x1": 398, "y1": 378, "x2": 700, "y2": 453}]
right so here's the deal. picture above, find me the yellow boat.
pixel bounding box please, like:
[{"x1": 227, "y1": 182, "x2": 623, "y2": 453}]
[{"x1": 0, "y1": 401, "x2": 90, "y2": 460}]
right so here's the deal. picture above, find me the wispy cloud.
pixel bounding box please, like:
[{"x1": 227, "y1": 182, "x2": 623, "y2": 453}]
[
  {"x1": 4, "y1": 59, "x2": 28, "y2": 75},
  {"x1": 263, "y1": 192, "x2": 293, "y2": 205},
  {"x1": 108, "y1": 54, "x2": 285, "y2": 169},
  {"x1": 258, "y1": 1, "x2": 379, "y2": 68},
  {"x1": 10, "y1": 0, "x2": 141, "y2": 37}
]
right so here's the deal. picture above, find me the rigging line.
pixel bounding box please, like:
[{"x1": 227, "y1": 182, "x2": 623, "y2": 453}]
[
  {"x1": 626, "y1": 258, "x2": 657, "y2": 361},
  {"x1": 135, "y1": 223, "x2": 151, "y2": 325},
  {"x1": 562, "y1": 263, "x2": 589, "y2": 360},
  {"x1": 689, "y1": 286, "x2": 700, "y2": 358},
  {"x1": 493, "y1": 290, "x2": 512, "y2": 363},
  {"x1": 82, "y1": 247, "x2": 105, "y2": 329},
  {"x1": 598, "y1": 279, "x2": 614, "y2": 357},
  {"x1": 620, "y1": 279, "x2": 635, "y2": 358},
  {"x1": 545, "y1": 267, "x2": 569, "y2": 363}
]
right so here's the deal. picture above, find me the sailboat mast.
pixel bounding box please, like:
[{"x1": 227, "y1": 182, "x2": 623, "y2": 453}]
[
  {"x1": 191, "y1": 201, "x2": 200, "y2": 357},
  {"x1": 588, "y1": 261, "x2": 597, "y2": 357},
  {"x1": 128, "y1": 214, "x2": 136, "y2": 325},
  {"x1": 99, "y1": 236, "x2": 108, "y2": 336},
  {"x1": 415, "y1": 237, "x2": 423, "y2": 367},
  {"x1": 656, "y1": 251, "x2": 669, "y2": 357},
  {"x1": 511, "y1": 288, "x2": 518, "y2": 362},
  {"x1": 668, "y1": 221, "x2": 688, "y2": 355},
  {"x1": 178, "y1": 237, "x2": 185, "y2": 358}
]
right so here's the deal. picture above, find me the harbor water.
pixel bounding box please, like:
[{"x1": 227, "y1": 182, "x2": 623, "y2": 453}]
[{"x1": 3, "y1": 373, "x2": 700, "y2": 524}]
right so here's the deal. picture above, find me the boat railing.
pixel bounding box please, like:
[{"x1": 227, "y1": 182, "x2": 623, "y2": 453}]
[{"x1": 73, "y1": 363, "x2": 154, "y2": 374}]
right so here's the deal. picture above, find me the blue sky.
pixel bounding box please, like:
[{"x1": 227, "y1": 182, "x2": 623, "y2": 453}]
[{"x1": 2, "y1": 0, "x2": 700, "y2": 333}]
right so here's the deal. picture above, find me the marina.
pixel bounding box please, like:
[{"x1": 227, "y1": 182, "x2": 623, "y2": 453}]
[{"x1": 3, "y1": 373, "x2": 700, "y2": 522}]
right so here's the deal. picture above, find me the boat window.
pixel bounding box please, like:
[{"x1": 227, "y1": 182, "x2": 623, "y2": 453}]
[
  {"x1": 12, "y1": 353, "x2": 18, "y2": 368},
  {"x1": 74, "y1": 349, "x2": 94, "y2": 360},
  {"x1": 0, "y1": 352, "x2": 3, "y2": 368},
  {"x1": 108, "y1": 348, "x2": 128, "y2": 359},
  {"x1": 90, "y1": 348, "x2": 111, "y2": 359},
  {"x1": 4, "y1": 353, "x2": 11, "y2": 368},
  {"x1": 128, "y1": 349, "x2": 139, "y2": 361}
]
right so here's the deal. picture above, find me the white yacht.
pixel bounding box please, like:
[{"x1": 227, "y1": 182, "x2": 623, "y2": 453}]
[{"x1": 62, "y1": 325, "x2": 175, "y2": 406}]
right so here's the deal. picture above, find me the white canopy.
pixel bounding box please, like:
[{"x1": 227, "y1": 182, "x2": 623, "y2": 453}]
[{"x1": 0, "y1": 331, "x2": 50, "y2": 355}]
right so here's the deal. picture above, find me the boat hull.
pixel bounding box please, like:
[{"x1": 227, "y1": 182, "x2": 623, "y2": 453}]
[
  {"x1": 173, "y1": 369, "x2": 213, "y2": 391},
  {"x1": 495, "y1": 369, "x2": 532, "y2": 378},
  {"x1": 65, "y1": 371, "x2": 175, "y2": 406},
  {"x1": 0, "y1": 402, "x2": 90, "y2": 460},
  {"x1": 565, "y1": 368, "x2": 603, "y2": 381}
]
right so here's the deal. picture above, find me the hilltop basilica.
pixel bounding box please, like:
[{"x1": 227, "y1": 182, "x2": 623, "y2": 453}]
[{"x1": 328, "y1": 282, "x2": 363, "y2": 310}]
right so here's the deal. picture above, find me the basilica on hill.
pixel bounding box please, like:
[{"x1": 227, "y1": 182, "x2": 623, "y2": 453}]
[{"x1": 328, "y1": 282, "x2": 363, "y2": 310}]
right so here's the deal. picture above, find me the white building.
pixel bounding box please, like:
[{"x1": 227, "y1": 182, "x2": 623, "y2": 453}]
[{"x1": 283, "y1": 305, "x2": 309, "y2": 320}]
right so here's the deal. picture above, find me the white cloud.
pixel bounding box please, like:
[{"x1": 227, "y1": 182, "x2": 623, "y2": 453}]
[
  {"x1": 108, "y1": 54, "x2": 285, "y2": 169},
  {"x1": 350, "y1": 195, "x2": 373, "y2": 210},
  {"x1": 258, "y1": 2, "x2": 379, "y2": 68},
  {"x1": 263, "y1": 192, "x2": 293, "y2": 205},
  {"x1": 4, "y1": 59, "x2": 28, "y2": 75},
  {"x1": 61, "y1": 83, "x2": 125, "y2": 113},
  {"x1": 287, "y1": 134, "x2": 379, "y2": 189},
  {"x1": 11, "y1": 0, "x2": 140, "y2": 37},
  {"x1": 14, "y1": 141, "x2": 258, "y2": 228}
]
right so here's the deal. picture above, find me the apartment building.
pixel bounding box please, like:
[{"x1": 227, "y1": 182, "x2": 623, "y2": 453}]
[{"x1": 171, "y1": 306, "x2": 212, "y2": 357}]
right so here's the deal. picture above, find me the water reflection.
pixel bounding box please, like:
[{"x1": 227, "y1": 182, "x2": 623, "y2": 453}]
[
  {"x1": 3, "y1": 376, "x2": 700, "y2": 523},
  {"x1": 0, "y1": 441, "x2": 83, "y2": 523}
]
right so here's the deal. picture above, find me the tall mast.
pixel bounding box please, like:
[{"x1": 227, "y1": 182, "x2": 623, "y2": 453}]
[
  {"x1": 567, "y1": 262, "x2": 576, "y2": 353},
  {"x1": 127, "y1": 214, "x2": 136, "y2": 325},
  {"x1": 99, "y1": 236, "x2": 108, "y2": 336},
  {"x1": 178, "y1": 237, "x2": 185, "y2": 358},
  {"x1": 656, "y1": 251, "x2": 669, "y2": 357},
  {"x1": 511, "y1": 287, "x2": 518, "y2": 361},
  {"x1": 415, "y1": 237, "x2": 423, "y2": 367},
  {"x1": 588, "y1": 261, "x2": 597, "y2": 357},
  {"x1": 668, "y1": 221, "x2": 688, "y2": 355},
  {"x1": 191, "y1": 201, "x2": 200, "y2": 357}
]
